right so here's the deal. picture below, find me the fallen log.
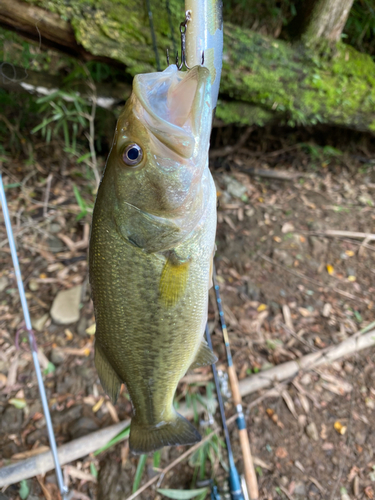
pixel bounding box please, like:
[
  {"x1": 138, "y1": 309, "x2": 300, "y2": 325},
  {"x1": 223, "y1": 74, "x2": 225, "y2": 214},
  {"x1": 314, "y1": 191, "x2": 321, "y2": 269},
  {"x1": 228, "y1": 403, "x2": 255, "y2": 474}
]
[{"x1": 0, "y1": 0, "x2": 375, "y2": 132}]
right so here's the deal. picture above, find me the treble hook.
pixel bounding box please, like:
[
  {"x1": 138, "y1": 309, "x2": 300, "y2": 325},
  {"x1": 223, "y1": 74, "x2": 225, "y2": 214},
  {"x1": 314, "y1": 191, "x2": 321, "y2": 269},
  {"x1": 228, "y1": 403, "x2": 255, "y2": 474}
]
[
  {"x1": 172, "y1": 12, "x2": 204, "y2": 71},
  {"x1": 176, "y1": 19, "x2": 190, "y2": 70}
]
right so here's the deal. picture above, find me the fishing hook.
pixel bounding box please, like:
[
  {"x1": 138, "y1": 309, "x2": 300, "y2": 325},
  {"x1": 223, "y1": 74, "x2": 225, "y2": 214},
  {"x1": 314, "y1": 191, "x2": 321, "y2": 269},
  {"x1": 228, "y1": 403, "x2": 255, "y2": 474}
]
[{"x1": 174, "y1": 12, "x2": 204, "y2": 70}]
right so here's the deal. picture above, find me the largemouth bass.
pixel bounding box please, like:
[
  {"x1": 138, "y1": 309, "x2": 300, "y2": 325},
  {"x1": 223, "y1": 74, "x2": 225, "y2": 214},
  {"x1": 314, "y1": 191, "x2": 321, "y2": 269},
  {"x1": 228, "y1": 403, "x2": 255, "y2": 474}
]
[{"x1": 89, "y1": 64, "x2": 217, "y2": 454}]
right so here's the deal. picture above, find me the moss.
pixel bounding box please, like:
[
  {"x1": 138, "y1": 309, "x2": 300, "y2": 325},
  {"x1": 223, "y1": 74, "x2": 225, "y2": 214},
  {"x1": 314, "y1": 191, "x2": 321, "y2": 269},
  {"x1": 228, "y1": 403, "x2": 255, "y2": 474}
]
[
  {"x1": 220, "y1": 24, "x2": 375, "y2": 131},
  {"x1": 25, "y1": 0, "x2": 184, "y2": 75},
  {"x1": 21, "y1": 2, "x2": 375, "y2": 132},
  {"x1": 215, "y1": 100, "x2": 275, "y2": 126}
]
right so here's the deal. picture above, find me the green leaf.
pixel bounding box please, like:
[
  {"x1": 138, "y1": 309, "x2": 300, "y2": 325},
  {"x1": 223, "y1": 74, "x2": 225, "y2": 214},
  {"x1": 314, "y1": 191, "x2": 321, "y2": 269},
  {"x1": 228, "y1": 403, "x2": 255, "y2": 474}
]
[
  {"x1": 77, "y1": 152, "x2": 93, "y2": 164},
  {"x1": 43, "y1": 362, "x2": 56, "y2": 375},
  {"x1": 157, "y1": 487, "x2": 208, "y2": 499},
  {"x1": 90, "y1": 462, "x2": 98, "y2": 478},
  {"x1": 9, "y1": 398, "x2": 27, "y2": 409},
  {"x1": 132, "y1": 454, "x2": 147, "y2": 493},
  {"x1": 93, "y1": 426, "x2": 130, "y2": 455},
  {"x1": 19, "y1": 480, "x2": 30, "y2": 499}
]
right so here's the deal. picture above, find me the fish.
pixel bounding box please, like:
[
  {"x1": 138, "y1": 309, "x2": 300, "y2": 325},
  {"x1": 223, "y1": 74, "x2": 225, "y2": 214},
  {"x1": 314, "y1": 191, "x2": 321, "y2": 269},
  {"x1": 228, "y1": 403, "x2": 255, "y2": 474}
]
[{"x1": 89, "y1": 63, "x2": 218, "y2": 454}]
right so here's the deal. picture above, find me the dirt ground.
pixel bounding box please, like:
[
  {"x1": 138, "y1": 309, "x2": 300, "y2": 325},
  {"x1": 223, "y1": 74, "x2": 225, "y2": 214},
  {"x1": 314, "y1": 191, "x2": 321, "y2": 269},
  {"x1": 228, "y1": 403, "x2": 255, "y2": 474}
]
[{"x1": 0, "y1": 124, "x2": 375, "y2": 500}]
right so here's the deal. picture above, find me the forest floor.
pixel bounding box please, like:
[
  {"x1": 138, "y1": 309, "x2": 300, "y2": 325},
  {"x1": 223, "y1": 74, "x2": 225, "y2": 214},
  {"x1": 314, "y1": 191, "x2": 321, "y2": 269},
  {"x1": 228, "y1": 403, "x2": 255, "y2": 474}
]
[{"x1": 0, "y1": 124, "x2": 375, "y2": 500}]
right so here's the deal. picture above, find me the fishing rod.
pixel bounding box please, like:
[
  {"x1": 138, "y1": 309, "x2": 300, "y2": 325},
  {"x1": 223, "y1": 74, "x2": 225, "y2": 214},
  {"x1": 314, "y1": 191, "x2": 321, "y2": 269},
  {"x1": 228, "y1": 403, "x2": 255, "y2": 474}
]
[
  {"x1": 212, "y1": 264, "x2": 259, "y2": 500},
  {"x1": 0, "y1": 174, "x2": 69, "y2": 500},
  {"x1": 205, "y1": 324, "x2": 244, "y2": 500}
]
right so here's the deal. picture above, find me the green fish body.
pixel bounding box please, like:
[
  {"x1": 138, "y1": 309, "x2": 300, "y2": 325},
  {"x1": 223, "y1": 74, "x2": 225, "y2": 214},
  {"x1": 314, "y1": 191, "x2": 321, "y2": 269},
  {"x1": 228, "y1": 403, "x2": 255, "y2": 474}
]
[{"x1": 89, "y1": 65, "x2": 217, "y2": 454}]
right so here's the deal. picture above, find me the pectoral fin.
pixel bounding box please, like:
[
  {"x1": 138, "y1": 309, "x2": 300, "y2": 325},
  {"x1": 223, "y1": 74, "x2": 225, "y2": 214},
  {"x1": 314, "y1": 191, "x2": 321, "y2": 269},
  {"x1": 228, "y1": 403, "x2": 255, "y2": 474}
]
[
  {"x1": 114, "y1": 204, "x2": 182, "y2": 253},
  {"x1": 95, "y1": 342, "x2": 122, "y2": 404},
  {"x1": 189, "y1": 340, "x2": 218, "y2": 370},
  {"x1": 159, "y1": 253, "x2": 190, "y2": 307}
]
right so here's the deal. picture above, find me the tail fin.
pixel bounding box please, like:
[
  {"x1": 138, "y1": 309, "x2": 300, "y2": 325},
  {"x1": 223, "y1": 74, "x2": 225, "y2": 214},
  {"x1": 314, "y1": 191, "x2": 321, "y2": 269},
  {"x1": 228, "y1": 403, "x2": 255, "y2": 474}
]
[{"x1": 129, "y1": 412, "x2": 201, "y2": 454}]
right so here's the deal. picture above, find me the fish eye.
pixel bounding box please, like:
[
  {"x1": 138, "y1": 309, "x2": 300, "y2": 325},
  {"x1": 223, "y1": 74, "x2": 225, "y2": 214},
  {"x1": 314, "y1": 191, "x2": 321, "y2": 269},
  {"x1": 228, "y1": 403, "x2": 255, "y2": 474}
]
[{"x1": 122, "y1": 143, "x2": 143, "y2": 166}]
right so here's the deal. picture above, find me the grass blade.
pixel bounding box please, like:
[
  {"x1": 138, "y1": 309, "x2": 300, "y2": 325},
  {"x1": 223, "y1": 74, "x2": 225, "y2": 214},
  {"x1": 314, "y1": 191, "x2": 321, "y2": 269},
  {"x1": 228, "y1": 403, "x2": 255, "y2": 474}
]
[
  {"x1": 93, "y1": 426, "x2": 130, "y2": 456},
  {"x1": 132, "y1": 454, "x2": 147, "y2": 493}
]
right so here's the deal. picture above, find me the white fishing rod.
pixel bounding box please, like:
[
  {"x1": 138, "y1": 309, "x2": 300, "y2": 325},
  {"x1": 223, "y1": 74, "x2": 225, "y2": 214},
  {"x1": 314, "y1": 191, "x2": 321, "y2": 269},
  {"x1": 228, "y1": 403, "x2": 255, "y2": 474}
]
[{"x1": 0, "y1": 174, "x2": 69, "y2": 499}]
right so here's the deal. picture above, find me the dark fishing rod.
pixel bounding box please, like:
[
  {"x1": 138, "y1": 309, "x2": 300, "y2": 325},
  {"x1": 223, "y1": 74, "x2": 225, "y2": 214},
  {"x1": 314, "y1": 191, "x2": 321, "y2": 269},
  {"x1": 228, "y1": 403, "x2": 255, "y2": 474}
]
[
  {"x1": 212, "y1": 264, "x2": 259, "y2": 500},
  {"x1": 205, "y1": 324, "x2": 244, "y2": 500}
]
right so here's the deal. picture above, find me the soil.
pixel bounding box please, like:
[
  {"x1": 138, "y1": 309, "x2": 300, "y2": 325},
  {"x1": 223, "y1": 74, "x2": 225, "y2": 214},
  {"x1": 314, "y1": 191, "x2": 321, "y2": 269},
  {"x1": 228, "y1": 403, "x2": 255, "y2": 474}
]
[{"x1": 0, "y1": 124, "x2": 375, "y2": 500}]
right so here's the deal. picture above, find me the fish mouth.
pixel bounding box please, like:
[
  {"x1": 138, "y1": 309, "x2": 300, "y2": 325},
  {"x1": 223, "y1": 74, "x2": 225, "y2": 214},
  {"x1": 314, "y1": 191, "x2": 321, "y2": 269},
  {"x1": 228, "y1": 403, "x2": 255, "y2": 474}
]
[{"x1": 133, "y1": 65, "x2": 211, "y2": 158}]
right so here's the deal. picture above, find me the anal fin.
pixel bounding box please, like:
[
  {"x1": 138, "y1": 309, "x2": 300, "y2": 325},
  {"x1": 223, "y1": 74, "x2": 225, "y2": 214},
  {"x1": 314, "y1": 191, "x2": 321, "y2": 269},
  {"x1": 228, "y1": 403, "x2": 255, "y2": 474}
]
[
  {"x1": 95, "y1": 342, "x2": 122, "y2": 404},
  {"x1": 159, "y1": 253, "x2": 190, "y2": 307},
  {"x1": 189, "y1": 340, "x2": 218, "y2": 370}
]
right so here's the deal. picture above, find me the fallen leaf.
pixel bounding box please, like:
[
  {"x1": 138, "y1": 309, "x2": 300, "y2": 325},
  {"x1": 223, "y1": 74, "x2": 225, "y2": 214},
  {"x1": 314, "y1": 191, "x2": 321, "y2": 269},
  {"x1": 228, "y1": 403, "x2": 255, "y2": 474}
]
[
  {"x1": 275, "y1": 447, "x2": 288, "y2": 458},
  {"x1": 365, "y1": 486, "x2": 374, "y2": 499},
  {"x1": 64, "y1": 329, "x2": 73, "y2": 340},
  {"x1": 334, "y1": 421, "x2": 347, "y2": 435},
  {"x1": 257, "y1": 303, "x2": 267, "y2": 312},
  {"x1": 326, "y1": 264, "x2": 334, "y2": 275},
  {"x1": 86, "y1": 323, "x2": 96, "y2": 335},
  {"x1": 282, "y1": 222, "x2": 295, "y2": 233},
  {"x1": 9, "y1": 398, "x2": 27, "y2": 409},
  {"x1": 92, "y1": 397, "x2": 105, "y2": 413}
]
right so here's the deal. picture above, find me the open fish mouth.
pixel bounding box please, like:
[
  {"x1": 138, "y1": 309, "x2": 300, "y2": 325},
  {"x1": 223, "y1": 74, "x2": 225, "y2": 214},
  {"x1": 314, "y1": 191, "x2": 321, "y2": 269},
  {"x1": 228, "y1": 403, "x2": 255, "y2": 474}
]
[{"x1": 133, "y1": 65, "x2": 211, "y2": 158}]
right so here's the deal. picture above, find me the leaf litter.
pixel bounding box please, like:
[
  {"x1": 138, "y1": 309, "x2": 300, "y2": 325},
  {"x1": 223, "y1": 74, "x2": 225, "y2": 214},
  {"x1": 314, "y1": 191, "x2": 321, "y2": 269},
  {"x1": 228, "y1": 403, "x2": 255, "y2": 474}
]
[{"x1": 0, "y1": 123, "x2": 375, "y2": 499}]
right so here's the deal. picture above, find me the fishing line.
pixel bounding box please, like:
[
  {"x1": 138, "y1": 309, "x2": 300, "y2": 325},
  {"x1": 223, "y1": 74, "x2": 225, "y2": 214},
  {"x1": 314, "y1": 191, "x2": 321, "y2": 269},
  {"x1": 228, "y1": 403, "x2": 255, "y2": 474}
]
[
  {"x1": 145, "y1": 0, "x2": 161, "y2": 71},
  {"x1": 0, "y1": 174, "x2": 69, "y2": 500},
  {"x1": 165, "y1": 0, "x2": 177, "y2": 56}
]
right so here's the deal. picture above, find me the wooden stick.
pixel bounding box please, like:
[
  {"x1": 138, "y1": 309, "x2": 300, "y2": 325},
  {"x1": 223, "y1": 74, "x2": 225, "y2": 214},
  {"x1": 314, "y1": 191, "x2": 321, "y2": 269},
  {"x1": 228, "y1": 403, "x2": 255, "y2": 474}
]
[
  {"x1": 0, "y1": 400, "x2": 211, "y2": 488},
  {"x1": 0, "y1": 419, "x2": 130, "y2": 488},
  {"x1": 239, "y1": 325, "x2": 375, "y2": 397},
  {"x1": 307, "y1": 230, "x2": 375, "y2": 241}
]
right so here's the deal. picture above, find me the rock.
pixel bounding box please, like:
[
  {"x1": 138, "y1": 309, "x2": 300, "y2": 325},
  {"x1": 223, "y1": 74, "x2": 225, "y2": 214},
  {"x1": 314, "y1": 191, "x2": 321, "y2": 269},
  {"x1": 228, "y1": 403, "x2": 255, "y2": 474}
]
[
  {"x1": 0, "y1": 406, "x2": 23, "y2": 434},
  {"x1": 50, "y1": 348, "x2": 65, "y2": 365},
  {"x1": 0, "y1": 276, "x2": 8, "y2": 293},
  {"x1": 1, "y1": 441, "x2": 19, "y2": 459},
  {"x1": 29, "y1": 279, "x2": 39, "y2": 291},
  {"x1": 47, "y1": 235, "x2": 64, "y2": 253},
  {"x1": 0, "y1": 360, "x2": 9, "y2": 373},
  {"x1": 222, "y1": 174, "x2": 248, "y2": 199},
  {"x1": 70, "y1": 417, "x2": 99, "y2": 439},
  {"x1": 309, "y1": 236, "x2": 328, "y2": 260},
  {"x1": 273, "y1": 248, "x2": 294, "y2": 267},
  {"x1": 322, "y1": 303, "x2": 332, "y2": 318},
  {"x1": 50, "y1": 223, "x2": 62, "y2": 234},
  {"x1": 50, "y1": 286, "x2": 82, "y2": 324},
  {"x1": 300, "y1": 373, "x2": 312, "y2": 385},
  {"x1": 306, "y1": 422, "x2": 319, "y2": 441},
  {"x1": 245, "y1": 281, "x2": 260, "y2": 301},
  {"x1": 294, "y1": 482, "x2": 306, "y2": 496},
  {"x1": 31, "y1": 313, "x2": 49, "y2": 332},
  {"x1": 280, "y1": 476, "x2": 289, "y2": 487},
  {"x1": 281, "y1": 222, "x2": 295, "y2": 233},
  {"x1": 26, "y1": 428, "x2": 48, "y2": 446},
  {"x1": 77, "y1": 316, "x2": 87, "y2": 337}
]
